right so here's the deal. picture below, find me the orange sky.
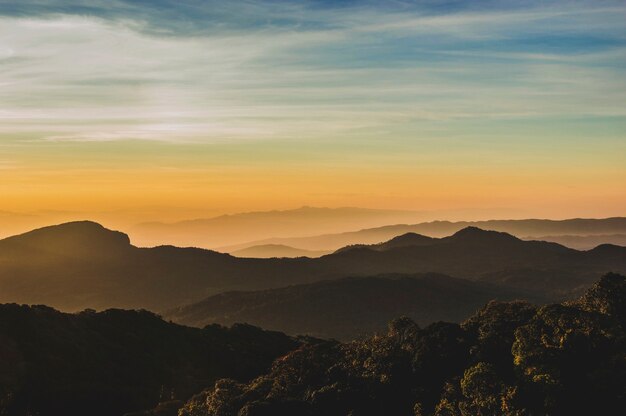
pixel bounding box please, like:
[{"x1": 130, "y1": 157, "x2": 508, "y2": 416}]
[
  {"x1": 0, "y1": 2, "x2": 625, "y2": 237},
  {"x1": 1, "y1": 148, "x2": 624, "y2": 238}
]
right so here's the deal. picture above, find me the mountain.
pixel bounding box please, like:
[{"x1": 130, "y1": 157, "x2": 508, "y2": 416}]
[
  {"x1": 176, "y1": 273, "x2": 626, "y2": 416},
  {"x1": 0, "y1": 221, "x2": 303, "y2": 311},
  {"x1": 231, "y1": 244, "x2": 330, "y2": 258},
  {"x1": 130, "y1": 206, "x2": 426, "y2": 248},
  {"x1": 0, "y1": 222, "x2": 624, "y2": 312},
  {"x1": 165, "y1": 274, "x2": 539, "y2": 340},
  {"x1": 221, "y1": 217, "x2": 626, "y2": 252},
  {"x1": 0, "y1": 220, "x2": 131, "y2": 257},
  {"x1": 317, "y1": 227, "x2": 625, "y2": 298},
  {"x1": 524, "y1": 233, "x2": 626, "y2": 250},
  {"x1": 2, "y1": 273, "x2": 623, "y2": 416},
  {"x1": 335, "y1": 232, "x2": 436, "y2": 253},
  {"x1": 0, "y1": 304, "x2": 298, "y2": 416}
]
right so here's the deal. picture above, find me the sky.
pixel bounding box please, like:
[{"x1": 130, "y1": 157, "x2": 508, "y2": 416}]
[{"x1": 0, "y1": 0, "x2": 625, "y2": 233}]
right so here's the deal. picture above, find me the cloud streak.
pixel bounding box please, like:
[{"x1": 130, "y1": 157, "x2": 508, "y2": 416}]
[{"x1": 0, "y1": 0, "x2": 624, "y2": 145}]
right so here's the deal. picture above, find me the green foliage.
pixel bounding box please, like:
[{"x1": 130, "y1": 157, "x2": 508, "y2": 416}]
[
  {"x1": 179, "y1": 273, "x2": 626, "y2": 416},
  {"x1": 459, "y1": 362, "x2": 503, "y2": 415},
  {"x1": 572, "y1": 271, "x2": 626, "y2": 325},
  {"x1": 1, "y1": 273, "x2": 624, "y2": 415},
  {"x1": 512, "y1": 302, "x2": 626, "y2": 414}
]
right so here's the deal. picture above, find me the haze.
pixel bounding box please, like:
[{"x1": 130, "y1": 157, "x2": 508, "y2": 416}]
[
  {"x1": 1, "y1": 2, "x2": 626, "y2": 415},
  {"x1": 1, "y1": 0, "x2": 625, "y2": 239}
]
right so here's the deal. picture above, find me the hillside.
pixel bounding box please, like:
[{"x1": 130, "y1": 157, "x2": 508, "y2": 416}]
[
  {"x1": 165, "y1": 274, "x2": 538, "y2": 340},
  {"x1": 319, "y1": 228, "x2": 626, "y2": 297},
  {"x1": 0, "y1": 304, "x2": 298, "y2": 416},
  {"x1": 0, "y1": 222, "x2": 624, "y2": 311},
  {"x1": 177, "y1": 273, "x2": 626, "y2": 416}
]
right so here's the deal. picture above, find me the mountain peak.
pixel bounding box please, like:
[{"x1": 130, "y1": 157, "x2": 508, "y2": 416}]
[
  {"x1": 449, "y1": 227, "x2": 519, "y2": 243},
  {"x1": 0, "y1": 221, "x2": 132, "y2": 255},
  {"x1": 379, "y1": 232, "x2": 435, "y2": 249}
]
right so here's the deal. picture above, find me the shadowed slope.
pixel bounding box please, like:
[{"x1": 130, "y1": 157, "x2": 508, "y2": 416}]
[
  {"x1": 165, "y1": 273, "x2": 536, "y2": 340},
  {"x1": 0, "y1": 221, "x2": 131, "y2": 257},
  {"x1": 0, "y1": 304, "x2": 298, "y2": 416},
  {"x1": 176, "y1": 273, "x2": 626, "y2": 416},
  {"x1": 0, "y1": 222, "x2": 623, "y2": 311}
]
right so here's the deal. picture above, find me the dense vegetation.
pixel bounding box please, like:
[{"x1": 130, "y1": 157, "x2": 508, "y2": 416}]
[
  {"x1": 0, "y1": 306, "x2": 298, "y2": 416},
  {"x1": 178, "y1": 273, "x2": 626, "y2": 416}
]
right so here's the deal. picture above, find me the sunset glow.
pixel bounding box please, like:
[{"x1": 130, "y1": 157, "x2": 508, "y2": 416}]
[{"x1": 0, "y1": 1, "x2": 624, "y2": 235}]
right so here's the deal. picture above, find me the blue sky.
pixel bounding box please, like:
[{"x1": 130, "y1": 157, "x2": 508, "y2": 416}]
[{"x1": 1, "y1": 0, "x2": 624, "y2": 142}]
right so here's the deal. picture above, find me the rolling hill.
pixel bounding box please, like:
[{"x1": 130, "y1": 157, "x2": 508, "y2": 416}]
[
  {"x1": 176, "y1": 273, "x2": 626, "y2": 416},
  {"x1": 0, "y1": 221, "x2": 624, "y2": 312},
  {"x1": 165, "y1": 273, "x2": 539, "y2": 340}
]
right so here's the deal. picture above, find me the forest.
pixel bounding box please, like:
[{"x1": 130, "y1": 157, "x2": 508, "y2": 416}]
[
  {"x1": 176, "y1": 273, "x2": 626, "y2": 416},
  {"x1": 1, "y1": 273, "x2": 623, "y2": 416}
]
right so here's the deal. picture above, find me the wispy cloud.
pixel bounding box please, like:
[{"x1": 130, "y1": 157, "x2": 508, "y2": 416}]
[{"x1": 0, "y1": 1, "x2": 624, "y2": 144}]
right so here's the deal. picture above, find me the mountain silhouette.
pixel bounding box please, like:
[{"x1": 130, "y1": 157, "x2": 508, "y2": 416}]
[
  {"x1": 336, "y1": 232, "x2": 436, "y2": 253},
  {"x1": 523, "y1": 233, "x2": 626, "y2": 250},
  {"x1": 0, "y1": 222, "x2": 623, "y2": 311},
  {"x1": 131, "y1": 206, "x2": 425, "y2": 248},
  {"x1": 221, "y1": 217, "x2": 626, "y2": 252},
  {"x1": 379, "y1": 232, "x2": 437, "y2": 248},
  {"x1": 0, "y1": 220, "x2": 131, "y2": 257},
  {"x1": 325, "y1": 227, "x2": 577, "y2": 275},
  {"x1": 445, "y1": 226, "x2": 520, "y2": 244},
  {"x1": 165, "y1": 273, "x2": 536, "y2": 340},
  {"x1": 231, "y1": 244, "x2": 330, "y2": 258}
]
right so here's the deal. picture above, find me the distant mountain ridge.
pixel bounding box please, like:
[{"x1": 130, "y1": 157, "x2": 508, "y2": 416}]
[
  {"x1": 231, "y1": 244, "x2": 330, "y2": 258},
  {"x1": 0, "y1": 221, "x2": 624, "y2": 312},
  {"x1": 131, "y1": 206, "x2": 427, "y2": 248},
  {"x1": 221, "y1": 217, "x2": 626, "y2": 253},
  {"x1": 523, "y1": 233, "x2": 626, "y2": 250}
]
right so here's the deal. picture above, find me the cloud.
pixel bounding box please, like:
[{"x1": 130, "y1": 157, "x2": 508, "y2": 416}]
[{"x1": 0, "y1": 1, "x2": 624, "y2": 144}]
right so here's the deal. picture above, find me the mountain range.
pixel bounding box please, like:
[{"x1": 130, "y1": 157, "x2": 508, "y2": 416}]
[
  {"x1": 221, "y1": 217, "x2": 626, "y2": 255},
  {"x1": 128, "y1": 207, "x2": 626, "y2": 252},
  {"x1": 0, "y1": 221, "x2": 624, "y2": 313},
  {"x1": 165, "y1": 273, "x2": 535, "y2": 340},
  {"x1": 130, "y1": 206, "x2": 427, "y2": 248}
]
